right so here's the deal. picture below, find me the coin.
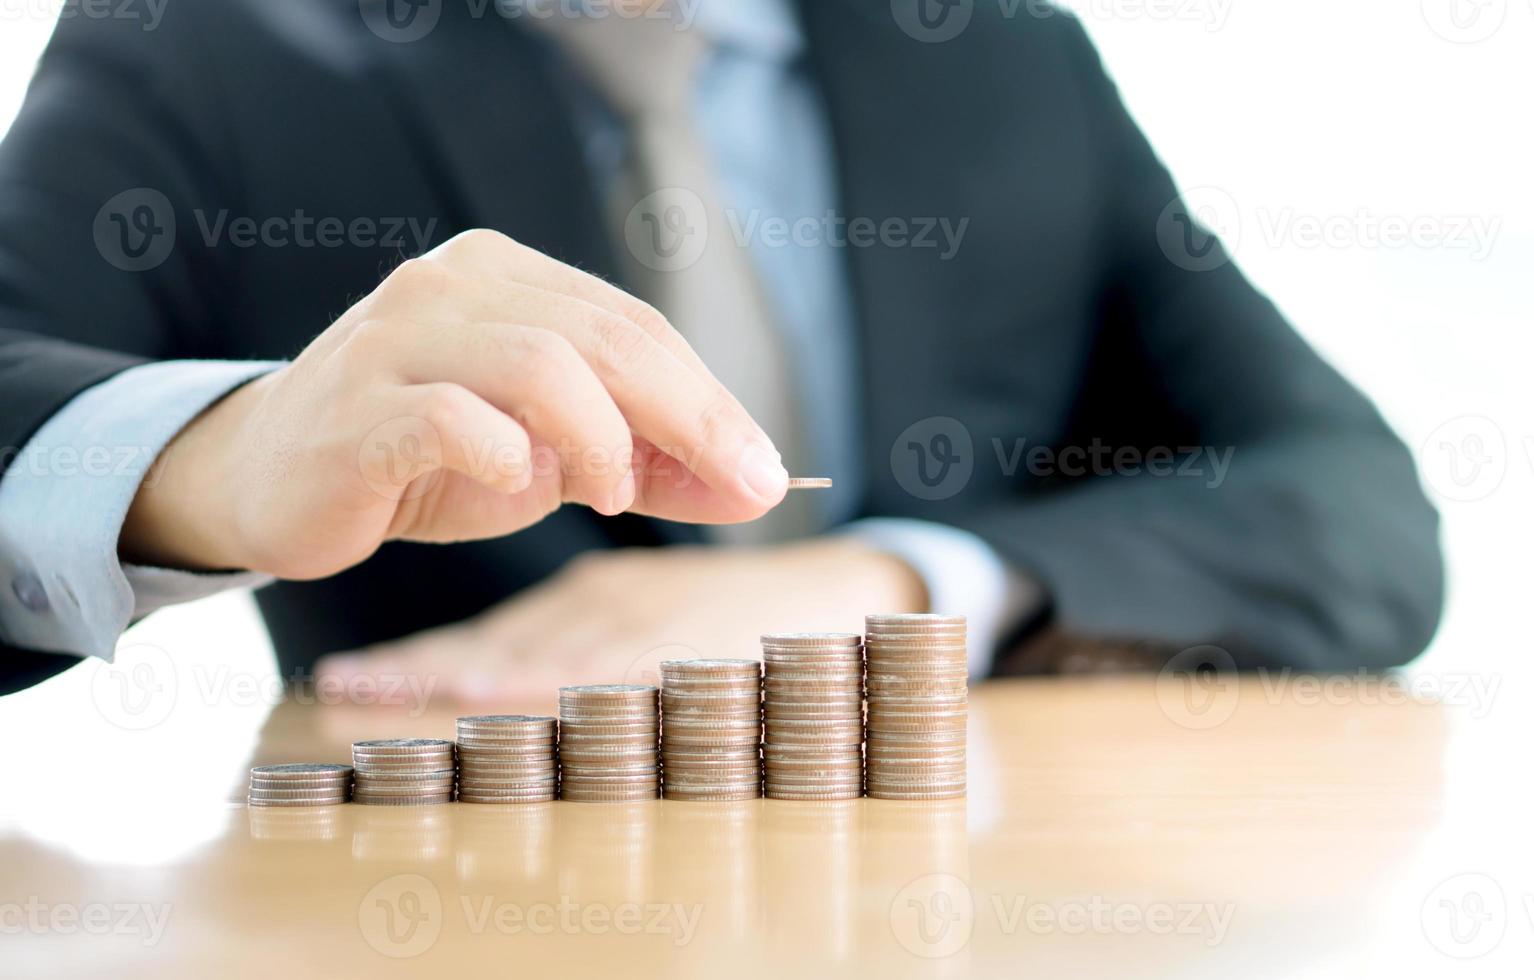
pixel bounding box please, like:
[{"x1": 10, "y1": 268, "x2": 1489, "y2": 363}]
[
  {"x1": 246, "y1": 764, "x2": 353, "y2": 806},
  {"x1": 457, "y1": 791, "x2": 558, "y2": 804},
  {"x1": 560, "y1": 685, "x2": 660, "y2": 802},
  {"x1": 863, "y1": 613, "x2": 969, "y2": 800},
  {"x1": 760, "y1": 632, "x2": 862, "y2": 646},
  {"x1": 659, "y1": 659, "x2": 763, "y2": 801},
  {"x1": 560, "y1": 684, "x2": 658, "y2": 700},
  {"x1": 249, "y1": 790, "x2": 351, "y2": 803},
  {"x1": 249, "y1": 777, "x2": 351, "y2": 791},
  {"x1": 455, "y1": 713, "x2": 560, "y2": 803},
  {"x1": 352, "y1": 738, "x2": 455, "y2": 753},
  {"x1": 764, "y1": 787, "x2": 862, "y2": 801},
  {"x1": 864, "y1": 613, "x2": 967, "y2": 628},
  {"x1": 559, "y1": 789, "x2": 661, "y2": 803},
  {"x1": 351, "y1": 738, "x2": 459, "y2": 803},
  {"x1": 249, "y1": 796, "x2": 351, "y2": 808},
  {"x1": 352, "y1": 793, "x2": 454, "y2": 806},
  {"x1": 786, "y1": 477, "x2": 833, "y2": 489},
  {"x1": 250, "y1": 763, "x2": 352, "y2": 778},
  {"x1": 865, "y1": 786, "x2": 966, "y2": 800},
  {"x1": 456, "y1": 714, "x2": 557, "y2": 732}
]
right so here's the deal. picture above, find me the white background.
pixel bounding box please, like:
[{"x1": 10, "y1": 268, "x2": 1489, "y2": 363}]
[{"x1": 0, "y1": 0, "x2": 1529, "y2": 714}]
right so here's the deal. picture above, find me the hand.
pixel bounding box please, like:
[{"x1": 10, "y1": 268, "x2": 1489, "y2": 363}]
[
  {"x1": 121, "y1": 230, "x2": 790, "y2": 578},
  {"x1": 313, "y1": 537, "x2": 929, "y2": 707}
]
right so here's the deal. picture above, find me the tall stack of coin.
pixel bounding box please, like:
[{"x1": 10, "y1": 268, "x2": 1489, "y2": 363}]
[
  {"x1": 351, "y1": 738, "x2": 456, "y2": 806},
  {"x1": 247, "y1": 763, "x2": 353, "y2": 807},
  {"x1": 760, "y1": 633, "x2": 865, "y2": 800},
  {"x1": 864, "y1": 614, "x2": 968, "y2": 800},
  {"x1": 455, "y1": 715, "x2": 558, "y2": 804},
  {"x1": 558, "y1": 685, "x2": 660, "y2": 802},
  {"x1": 660, "y1": 659, "x2": 762, "y2": 801}
]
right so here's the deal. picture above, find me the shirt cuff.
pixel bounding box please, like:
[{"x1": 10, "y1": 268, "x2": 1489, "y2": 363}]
[
  {"x1": 0, "y1": 360, "x2": 284, "y2": 662},
  {"x1": 840, "y1": 517, "x2": 1044, "y2": 678}
]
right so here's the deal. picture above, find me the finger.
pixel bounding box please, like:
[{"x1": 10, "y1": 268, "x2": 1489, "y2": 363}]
[
  {"x1": 429, "y1": 233, "x2": 791, "y2": 501},
  {"x1": 430, "y1": 229, "x2": 723, "y2": 384},
  {"x1": 378, "y1": 321, "x2": 637, "y2": 515},
  {"x1": 364, "y1": 256, "x2": 784, "y2": 515},
  {"x1": 626, "y1": 438, "x2": 773, "y2": 524},
  {"x1": 390, "y1": 382, "x2": 535, "y2": 495},
  {"x1": 433, "y1": 283, "x2": 788, "y2": 513}
]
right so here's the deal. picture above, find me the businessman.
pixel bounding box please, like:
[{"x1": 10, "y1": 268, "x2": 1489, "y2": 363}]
[{"x1": 0, "y1": 0, "x2": 1443, "y2": 699}]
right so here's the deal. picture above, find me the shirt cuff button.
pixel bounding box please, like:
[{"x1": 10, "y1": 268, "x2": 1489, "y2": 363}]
[{"x1": 12, "y1": 573, "x2": 50, "y2": 613}]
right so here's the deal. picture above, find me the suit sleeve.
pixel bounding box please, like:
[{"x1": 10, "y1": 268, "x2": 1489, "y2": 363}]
[
  {"x1": 955, "y1": 20, "x2": 1444, "y2": 671},
  {"x1": 0, "y1": 13, "x2": 236, "y2": 449},
  {"x1": 0, "y1": 14, "x2": 235, "y2": 687}
]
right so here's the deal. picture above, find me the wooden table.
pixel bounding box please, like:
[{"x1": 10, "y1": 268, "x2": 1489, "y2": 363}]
[{"x1": 1, "y1": 675, "x2": 1526, "y2": 978}]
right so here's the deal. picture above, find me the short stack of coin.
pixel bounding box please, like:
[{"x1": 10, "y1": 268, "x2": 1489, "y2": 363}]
[
  {"x1": 760, "y1": 633, "x2": 865, "y2": 801},
  {"x1": 351, "y1": 738, "x2": 456, "y2": 806},
  {"x1": 660, "y1": 659, "x2": 762, "y2": 801},
  {"x1": 864, "y1": 614, "x2": 968, "y2": 800},
  {"x1": 455, "y1": 715, "x2": 558, "y2": 804},
  {"x1": 247, "y1": 763, "x2": 353, "y2": 807},
  {"x1": 558, "y1": 685, "x2": 660, "y2": 803}
]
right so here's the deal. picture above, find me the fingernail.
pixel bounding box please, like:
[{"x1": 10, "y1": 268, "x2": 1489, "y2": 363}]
[
  {"x1": 739, "y1": 442, "x2": 789, "y2": 503},
  {"x1": 607, "y1": 472, "x2": 637, "y2": 515}
]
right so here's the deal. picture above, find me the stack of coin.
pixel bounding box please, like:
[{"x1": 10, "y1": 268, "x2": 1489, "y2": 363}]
[
  {"x1": 660, "y1": 659, "x2": 762, "y2": 801},
  {"x1": 760, "y1": 633, "x2": 865, "y2": 801},
  {"x1": 247, "y1": 763, "x2": 353, "y2": 807},
  {"x1": 455, "y1": 715, "x2": 558, "y2": 804},
  {"x1": 558, "y1": 685, "x2": 660, "y2": 803},
  {"x1": 351, "y1": 738, "x2": 456, "y2": 806},
  {"x1": 864, "y1": 614, "x2": 968, "y2": 800}
]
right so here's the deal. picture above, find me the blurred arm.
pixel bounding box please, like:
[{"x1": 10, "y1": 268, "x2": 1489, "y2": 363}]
[
  {"x1": 843, "y1": 518, "x2": 1043, "y2": 678},
  {"x1": 953, "y1": 19, "x2": 1444, "y2": 671}
]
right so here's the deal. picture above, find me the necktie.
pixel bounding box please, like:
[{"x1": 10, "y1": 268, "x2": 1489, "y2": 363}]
[{"x1": 527, "y1": 10, "x2": 817, "y2": 542}]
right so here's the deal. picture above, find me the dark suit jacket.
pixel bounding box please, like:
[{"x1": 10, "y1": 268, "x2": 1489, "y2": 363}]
[{"x1": 0, "y1": 0, "x2": 1443, "y2": 693}]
